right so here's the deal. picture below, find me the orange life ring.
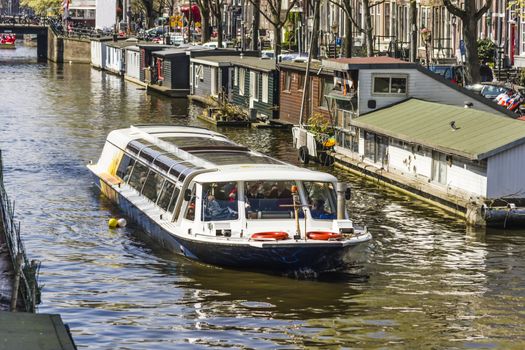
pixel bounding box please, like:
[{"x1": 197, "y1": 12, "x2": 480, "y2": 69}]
[
  {"x1": 307, "y1": 231, "x2": 342, "y2": 241},
  {"x1": 251, "y1": 231, "x2": 289, "y2": 241}
]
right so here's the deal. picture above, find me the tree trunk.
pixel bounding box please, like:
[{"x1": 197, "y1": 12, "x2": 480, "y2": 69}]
[
  {"x1": 343, "y1": 10, "x2": 352, "y2": 58},
  {"x1": 409, "y1": 0, "x2": 417, "y2": 62},
  {"x1": 217, "y1": 12, "x2": 223, "y2": 48},
  {"x1": 363, "y1": 0, "x2": 374, "y2": 57},
  {"x1": 250, "y1": 0, "x2": 260, "y2": 50},
  {"x1": 310, "y1": 0, "x2": 321, "y2": 58},
  {"x1": 274, "y1": 24, "x2": 282, "y2": 58},
  {"x1": 200, "y1": 6, "x2": 211, "y2": 43},
  {"x1": 463, "y1": 17, "x2": 481, "y2": 84}
]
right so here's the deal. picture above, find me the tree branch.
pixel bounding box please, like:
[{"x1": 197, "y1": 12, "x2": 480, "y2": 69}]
[
  {"x1": 443, "y1": 0, "x2": 466, "y2": 19},
  {"x1": 328, "y1": 0, "x2": 366, "y2": 34},
  {"x1": 475, "y1": 0, "x2": 493, "y2": 20}
]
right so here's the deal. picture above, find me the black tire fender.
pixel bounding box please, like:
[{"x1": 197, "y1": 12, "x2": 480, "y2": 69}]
[{"x1": 298, "y1": 146, "x2": 309, "y2": 164}]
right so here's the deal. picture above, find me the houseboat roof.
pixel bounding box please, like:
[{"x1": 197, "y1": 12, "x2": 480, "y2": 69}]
[
  {"x1": 278, "y1": 60, "x2": 334, "y2": 74},
  {"x1": 323, "y1": 56, "x2": 414, "y2": 70},
  {"x1": 106, "y1": 39, "x2": 145, "y2": 49},
  {"x1": 108, "y1": 125, "x2": 335, "y2": 182},
  {"x1": 351, "y1": 98, "x2": 525, "y2": 160},
  {"x1": 153, "y1": 46, "x2": 208, "y2": 57},
  {"x1": 190, "y1": 55, "x2": 276, "y2": 71}
]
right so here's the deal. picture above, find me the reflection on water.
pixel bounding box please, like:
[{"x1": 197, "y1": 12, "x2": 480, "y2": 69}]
[{"x1": 1, "y1": 45, "x2": 525, "y2": 349}]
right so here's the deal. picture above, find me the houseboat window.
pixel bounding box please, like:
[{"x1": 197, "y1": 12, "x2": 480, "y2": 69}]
[
  {"x1": 297, "y1": 73, "x2": 304, "y2": 91},
  {"x1": 262, "y1": 74, "x2": 269, "y2": 103},
  {"x1": 211, "y1": 67, "x2": 218, "y2": 96},
  {"x1": 244, "y1": 181, "x2": 297, "y2": 220},
  {"x1": 141, "y1": 169, "x2": 163, "y2": 203},
  {"x1": 234, "y1": 67, "x2": 238, "y2": 86},
  {"x1": 128, "y1": 161, "x2": 149, "y2": 191},
  {"x1": 239, "y1": 68, "x2": 246, "y2": 95},
  {"x1": 201, "y1": 182, "x2": 238, "y2": 221},
  {"x1": 117, "y1": 154, "x2": 135, "y2": 181},
  {"x1": 320, "y1": 79, "x2": 334, "y2": 108},
  {"x1": 303, "y1": 182, "x2": 336, "y2": 220},
  {"x1": 184, "y1": 185, "x2": 196, "y2": 221},
  {"x1": 197, "y1": 65, "x2": 204, "y2": 82},
  {"x1": 284, "y1": 71, "x2": 292, "y2": 91},
  {"x1": 372, "y1": 75, "x2": 408, "y2": 95},
  {"x1": 157, "y1": 181, "x2": 178, "y2": 213}
]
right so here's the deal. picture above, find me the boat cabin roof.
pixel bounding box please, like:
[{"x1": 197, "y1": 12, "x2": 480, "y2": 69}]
[{"x1": 107, "y1": 125, "x2": 336, "y2": 183}]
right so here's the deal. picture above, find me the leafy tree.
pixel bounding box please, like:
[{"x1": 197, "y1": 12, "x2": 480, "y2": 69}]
[
  {"x1": 477, "y1": 39, "x2": 495, "y2": 63},
  {"x1": 443, "y1": 0, "x2": 493, "y2": 84},
  {"x1": 20, "y1": 0, "x2": 61, "y2": 15}
]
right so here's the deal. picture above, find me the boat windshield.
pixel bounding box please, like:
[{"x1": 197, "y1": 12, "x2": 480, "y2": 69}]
[
  {"x1": 244, "y1": 181, "x2": 297, "y2": 220},
  {"x1": 303, "y1": 181, "x2": 337, "y2": 220},
  {"x1": 201, "y1": 181, "x2": 239, "y2": 221}
]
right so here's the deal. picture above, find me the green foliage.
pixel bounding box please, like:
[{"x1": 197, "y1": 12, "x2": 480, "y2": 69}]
[
  {"x1": 519, "y1": 69, "x2": 525, "y2": 86},
  {"x1": 20, "y1": 0, "x2": 62, "y2": 15},
  {"x1": 306, "y1": 113, "x2": 335, "y2": 146},
  {"x1": 477, "y1": 39, "x2": 496, "y2": 63}
]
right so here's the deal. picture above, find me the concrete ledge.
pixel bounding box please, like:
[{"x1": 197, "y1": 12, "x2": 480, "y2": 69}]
[
  {"x1": 147, "y1": 84, "x2": 189, "y2": 98},
  {"x1": 331, "y1": 151, "x2": 469, "y2": 218},
  {"x1": 124, "y1": 75, "x2": 147, "y2": 87}
]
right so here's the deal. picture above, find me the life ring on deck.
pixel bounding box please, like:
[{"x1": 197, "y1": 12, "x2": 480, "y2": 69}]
[
  {"x1": 251, "y1": 231, "x2": 289, "y2": 241},
  {"x1": 307, "y1": 231, "x2": 342, "y2": 241}
]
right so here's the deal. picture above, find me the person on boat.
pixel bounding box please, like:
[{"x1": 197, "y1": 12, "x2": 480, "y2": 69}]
[
  {"x1": 245, "y1": 183, "x2": 264, "y2": 213},
  {"x1": 205, "y1": 194, "x2": 236, "y2": 220},
  {"x1": 310, "y1": 199, "x2": 334, "y2": 219}
]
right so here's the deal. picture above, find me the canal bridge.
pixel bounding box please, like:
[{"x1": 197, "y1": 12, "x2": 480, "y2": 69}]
[
  {"x1": 0, "y1": 16, "x2": 92, "y2": 63},
  {"x1": 0, "y1": 17, "x2": 49, "y2": 59}
]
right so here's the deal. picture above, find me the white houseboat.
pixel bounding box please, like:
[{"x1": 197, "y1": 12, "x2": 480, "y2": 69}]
[{"x1": 87, "y1": 125, "x2": 371, "y2": 273}]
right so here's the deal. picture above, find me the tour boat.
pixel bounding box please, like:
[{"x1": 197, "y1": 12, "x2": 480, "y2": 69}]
[
  {"x1": 0, "y1": 34, "x2": 16, "y2": 49},
  {"x1": 87, "y1": 125, "x2": 371, "y2": 274}
]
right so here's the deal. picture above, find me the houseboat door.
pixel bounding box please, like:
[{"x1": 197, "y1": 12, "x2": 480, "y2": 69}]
[
  {"x1": 228, "y1": 67, "x2": 234, "y2": 100},
  {"x1": 431, "y1": 151, "x2": 448, "y2": 185}
]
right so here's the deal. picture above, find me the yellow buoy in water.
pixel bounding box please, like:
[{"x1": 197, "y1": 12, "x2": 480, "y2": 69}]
[{"x1": 108, "y1": 218, "x2": 118, "y2": 228}]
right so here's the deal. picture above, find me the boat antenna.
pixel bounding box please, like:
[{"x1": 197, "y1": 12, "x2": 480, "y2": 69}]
[{"x1": 298, "y1": 3, "x2": 320, "y2": 128}]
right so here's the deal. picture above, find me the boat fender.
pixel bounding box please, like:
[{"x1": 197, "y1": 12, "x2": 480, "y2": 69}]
[
  {"x1": 307, "y1": 231, "x2": 343, "y2": 241},
  {"x1": 299, "y1": 146, "x2": 309, "y2": 164},
  {"x1": 251, "y1": 232, "x2": 289, "y2": 241},
  {"x1": 108, "y1": 218, "x2": 127, "y2": 228}
]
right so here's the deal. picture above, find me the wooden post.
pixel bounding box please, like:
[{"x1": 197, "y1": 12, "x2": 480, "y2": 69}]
[{"x1": 10, "y1": 253, "x2": 23, "y2": 311}]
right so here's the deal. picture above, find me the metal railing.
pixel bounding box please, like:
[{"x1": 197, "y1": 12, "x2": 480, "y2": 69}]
[{"x1": 0, "y1": 150, "x2": 41, "y2": 312}]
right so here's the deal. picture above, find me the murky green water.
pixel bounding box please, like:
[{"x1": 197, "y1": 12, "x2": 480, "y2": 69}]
[{"x1": 1, "y1": 45, "x2": 524, "y2": 349}]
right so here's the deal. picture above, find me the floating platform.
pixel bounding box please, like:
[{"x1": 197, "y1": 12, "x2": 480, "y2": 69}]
[{"x1": 0, "y1": 311, "x2": 77, "y2": 350}]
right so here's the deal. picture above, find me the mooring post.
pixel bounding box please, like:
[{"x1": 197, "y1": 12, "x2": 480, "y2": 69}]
[{"x1": 10, "y1": 253, "x2": 23, "y2": 311}]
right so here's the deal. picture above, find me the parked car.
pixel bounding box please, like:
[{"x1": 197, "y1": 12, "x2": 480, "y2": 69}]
[
  {"x1": 169, "y1": 33, "x2": 185, "y2": 46},
  {"x1": 202, "y1": 41, "x2": 234, "y2": 49},
  {"x1": 428, "y1": 65, "x2": 465, "y2": 86}
]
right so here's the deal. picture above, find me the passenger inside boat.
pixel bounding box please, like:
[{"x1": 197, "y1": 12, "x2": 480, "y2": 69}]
[
  {"x1": 202, "y1": 182, "x2": 238, "y2": 221},
  {"x1": 304, "y1": 181, "x2": 337, "y2": 220},
  {"x1": 244, "y1": 181, "x2": 299, "y2": 219}
]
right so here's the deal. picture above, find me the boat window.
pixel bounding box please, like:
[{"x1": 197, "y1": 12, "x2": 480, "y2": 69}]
[
  {"x1": 157, "y1": 180, "x2": 178, "y2": 212},
  {"x1": 117, "y1": 154, "x2": 134, "y2": 180},
  {"x1": 168, "y1": 188, "x2": 180, "y2": 214},
  {"x1": 184, "y1": 185, "x2": 196, "y2": 221},
  {"x1": 201, "y1": 182, "x2": 238, "y2": 221},
  {"x1": 128, "y1": 161, "x2": 149, "y2": 191},
  {"x1": 244, "y1": 181, "x2": 299, "y2": 220},
  {"x1": 303, "y1": 182, "x2": 336, "y2": 220},
  {"x1": 142, "y1": 169, "x2": 163, "y2": 202}
]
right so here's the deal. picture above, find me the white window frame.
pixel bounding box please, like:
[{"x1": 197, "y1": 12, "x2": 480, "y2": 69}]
[
  {"x1": 372, "y1": 74, "x2": 408, "y2": 96},
  {"x1": 239, "y1": 68, "x2": 246, "y2": 96},
  {"x1": 521, "y1": 22, "x2": 525, "y2": 55},
  {"x1": 250, "y1": 71, "x2": 259, "y2": 101},
  {"x1": 234, "y1": 67, "x2": 238, "y2": 86},
  {"x1": 211, "y1": 67, "x2": 218, "y2": 97},
  {"x1": 262, "y1": 73, "x2": 269, "y2": 103}
]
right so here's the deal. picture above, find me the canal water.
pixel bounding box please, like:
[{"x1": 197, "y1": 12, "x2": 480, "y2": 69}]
[{"x1": 1, "y1": 45, "x2": 525, "y2": 349}]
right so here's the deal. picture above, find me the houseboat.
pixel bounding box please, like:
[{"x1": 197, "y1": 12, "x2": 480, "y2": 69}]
[{"x1": 87, "y1": 125, "x2": 371, "y2": 273}]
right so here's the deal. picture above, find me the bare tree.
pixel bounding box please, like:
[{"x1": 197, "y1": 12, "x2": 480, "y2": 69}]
[
  {"x1": 209, "y1": 0, "x2": 225, "y2": 47},
  {"x1": 248, "y1": 0, "x2": 299, "y2": 58},
  {"x1": 443, "y1": 0, "x2": 493, "y2": 84},
  {"x1": 194, "y1": 0, "x2": 212, "y2": 43},
  {"x1": 329, "y1": 0, "x2": 384, "y2": 57}
]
